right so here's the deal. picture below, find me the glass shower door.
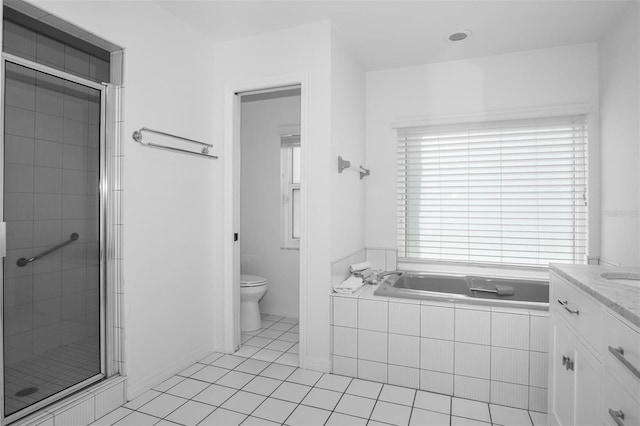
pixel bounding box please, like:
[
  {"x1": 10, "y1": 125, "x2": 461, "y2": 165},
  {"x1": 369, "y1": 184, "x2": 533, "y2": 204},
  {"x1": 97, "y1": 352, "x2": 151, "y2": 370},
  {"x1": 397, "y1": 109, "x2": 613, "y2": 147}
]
[{"x1": 2, "y1": 58, "x2": 104, "y2": 418}]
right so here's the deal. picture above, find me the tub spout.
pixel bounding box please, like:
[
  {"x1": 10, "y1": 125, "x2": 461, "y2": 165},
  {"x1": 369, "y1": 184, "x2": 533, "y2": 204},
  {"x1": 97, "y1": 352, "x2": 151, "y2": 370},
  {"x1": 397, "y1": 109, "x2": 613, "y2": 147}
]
[{"x1": 377, "y1": 270, "x2": 404, "y2": 282}]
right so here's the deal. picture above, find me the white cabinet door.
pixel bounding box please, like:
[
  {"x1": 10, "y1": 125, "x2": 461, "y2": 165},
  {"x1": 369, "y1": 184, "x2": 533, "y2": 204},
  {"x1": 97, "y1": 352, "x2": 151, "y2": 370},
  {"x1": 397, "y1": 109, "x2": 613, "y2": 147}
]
[
  {"x1": 574, "y1": 336, "x2": 602, "y2": 426},
  {"x1": 549, "y1": 319, "x2": 575, "y2": 426}
]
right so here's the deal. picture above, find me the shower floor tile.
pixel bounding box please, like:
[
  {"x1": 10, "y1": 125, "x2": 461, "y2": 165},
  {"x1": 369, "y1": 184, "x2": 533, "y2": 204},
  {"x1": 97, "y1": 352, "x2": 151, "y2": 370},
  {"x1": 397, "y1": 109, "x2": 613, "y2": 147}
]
[
  {"x1": 4, "y1": 335, "x2": 100, "y2": 416},
  {"x1": 90, "y1": 316, "x2": 547, "y2": 426}
]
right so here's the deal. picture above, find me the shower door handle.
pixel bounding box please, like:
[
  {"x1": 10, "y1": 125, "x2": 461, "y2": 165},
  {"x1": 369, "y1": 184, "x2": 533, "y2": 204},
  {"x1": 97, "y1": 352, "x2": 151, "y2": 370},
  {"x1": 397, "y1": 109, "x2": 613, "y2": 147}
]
[{"x1": 0, "y1": 222, "x2": 6, "y2": 258}]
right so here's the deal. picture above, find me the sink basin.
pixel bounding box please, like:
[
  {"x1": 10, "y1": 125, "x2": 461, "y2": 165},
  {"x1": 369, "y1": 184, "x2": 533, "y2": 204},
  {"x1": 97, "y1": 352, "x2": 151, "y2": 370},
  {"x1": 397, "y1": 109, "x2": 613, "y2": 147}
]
[{"x1": 600, "y1": 271, "x2": 640, "y2": 287}]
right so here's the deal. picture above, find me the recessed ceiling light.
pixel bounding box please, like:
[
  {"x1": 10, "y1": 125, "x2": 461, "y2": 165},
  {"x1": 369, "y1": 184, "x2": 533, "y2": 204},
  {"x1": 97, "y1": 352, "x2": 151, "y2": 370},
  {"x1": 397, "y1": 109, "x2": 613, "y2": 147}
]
[{"x1": 447, "y1": 30, "x2": 472, "y2": 42}]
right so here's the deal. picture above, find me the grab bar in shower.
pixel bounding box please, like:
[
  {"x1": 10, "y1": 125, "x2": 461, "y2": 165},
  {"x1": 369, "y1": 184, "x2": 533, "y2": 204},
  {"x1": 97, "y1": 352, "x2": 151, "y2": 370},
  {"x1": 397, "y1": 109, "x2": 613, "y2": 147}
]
[
  {"x1": 17, "y1": 233, "x2": 79, "y2": 267},
  {"x1": 132, "y1": 127, "x2": 217, "y2": 159}
]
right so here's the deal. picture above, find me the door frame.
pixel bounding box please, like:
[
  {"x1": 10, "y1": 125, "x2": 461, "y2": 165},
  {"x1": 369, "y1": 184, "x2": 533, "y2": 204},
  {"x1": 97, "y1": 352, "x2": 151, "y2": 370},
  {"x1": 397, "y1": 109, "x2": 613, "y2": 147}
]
[
  {"x1": 0, "y1": 53, "x2": 109, "y2": 424},
  {"x1": 222, "y1": 74, "x2": 309, "y2": 366}
]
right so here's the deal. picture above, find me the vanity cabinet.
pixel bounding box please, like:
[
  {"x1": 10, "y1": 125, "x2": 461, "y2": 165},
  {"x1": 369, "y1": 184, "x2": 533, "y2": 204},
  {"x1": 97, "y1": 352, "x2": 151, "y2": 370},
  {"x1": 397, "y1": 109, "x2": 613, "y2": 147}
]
[{"x1": 549, "y1": 270, "x2": 640, "y2": 426}]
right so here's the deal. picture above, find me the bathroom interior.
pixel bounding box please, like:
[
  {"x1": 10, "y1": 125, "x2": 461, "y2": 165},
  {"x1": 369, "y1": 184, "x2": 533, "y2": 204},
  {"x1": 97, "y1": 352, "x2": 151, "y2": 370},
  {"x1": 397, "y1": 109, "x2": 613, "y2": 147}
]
[{"x1": 0, "y1": 0, "x2": 638, "y2": 425}]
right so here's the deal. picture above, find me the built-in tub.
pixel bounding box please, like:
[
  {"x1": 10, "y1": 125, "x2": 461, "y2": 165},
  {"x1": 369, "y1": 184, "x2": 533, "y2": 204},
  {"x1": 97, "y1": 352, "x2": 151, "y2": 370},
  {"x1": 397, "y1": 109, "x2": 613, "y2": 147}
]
[{"x1": 374, "y1": 272, "x2": 549, "y2": 310}]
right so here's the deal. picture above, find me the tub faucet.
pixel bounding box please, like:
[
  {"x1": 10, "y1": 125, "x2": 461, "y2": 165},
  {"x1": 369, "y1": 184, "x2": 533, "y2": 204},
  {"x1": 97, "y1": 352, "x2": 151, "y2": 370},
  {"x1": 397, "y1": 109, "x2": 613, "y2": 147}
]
[{"x1": 376, "y1": 270, "x2": 404, "y2": 282}]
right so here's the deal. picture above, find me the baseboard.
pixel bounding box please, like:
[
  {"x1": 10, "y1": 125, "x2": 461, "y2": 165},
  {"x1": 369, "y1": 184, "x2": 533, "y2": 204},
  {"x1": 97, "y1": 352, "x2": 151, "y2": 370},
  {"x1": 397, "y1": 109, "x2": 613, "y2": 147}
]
[
  {"x1": 301, "y1": 355, "x2": 330, "y2": 373},
  {"x1": 126, "y1": 344, "x2": 216, "y2": 400}
]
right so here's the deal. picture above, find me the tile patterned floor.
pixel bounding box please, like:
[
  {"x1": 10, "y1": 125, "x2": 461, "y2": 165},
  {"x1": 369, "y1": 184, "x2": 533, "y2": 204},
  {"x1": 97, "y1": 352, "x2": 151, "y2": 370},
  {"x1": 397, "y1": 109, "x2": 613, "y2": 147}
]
[
  {"x1": 91, "y1": 316, "x2": 547, "y2": 426},
  {"x1": 5, "y1": 335, "x2": 100, "y2": 416}
]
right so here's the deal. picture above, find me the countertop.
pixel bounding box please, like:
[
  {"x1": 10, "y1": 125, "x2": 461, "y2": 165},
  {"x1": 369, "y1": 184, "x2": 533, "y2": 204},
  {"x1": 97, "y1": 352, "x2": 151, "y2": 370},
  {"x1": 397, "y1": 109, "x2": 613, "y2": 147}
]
[{"x1": 550, "y1": 264, "x2": 640, "y2": 328}]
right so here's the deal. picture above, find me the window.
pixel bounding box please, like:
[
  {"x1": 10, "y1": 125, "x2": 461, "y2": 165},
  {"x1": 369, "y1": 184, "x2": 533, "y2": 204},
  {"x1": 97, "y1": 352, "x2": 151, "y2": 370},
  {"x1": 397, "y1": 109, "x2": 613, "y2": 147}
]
[
  {"x1": 281, "y1": 132, "x2": 301, "y2": 249},
  {"x1": 397, "y1": 115, "x2": 588, "y2": 268}
]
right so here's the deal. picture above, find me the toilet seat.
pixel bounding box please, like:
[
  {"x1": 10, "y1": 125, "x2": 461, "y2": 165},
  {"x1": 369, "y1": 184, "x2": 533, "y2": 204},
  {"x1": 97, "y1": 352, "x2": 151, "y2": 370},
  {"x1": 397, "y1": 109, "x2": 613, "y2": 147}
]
[{"x1": 241, "y1": 274, "x2": 267, "y2": 287}]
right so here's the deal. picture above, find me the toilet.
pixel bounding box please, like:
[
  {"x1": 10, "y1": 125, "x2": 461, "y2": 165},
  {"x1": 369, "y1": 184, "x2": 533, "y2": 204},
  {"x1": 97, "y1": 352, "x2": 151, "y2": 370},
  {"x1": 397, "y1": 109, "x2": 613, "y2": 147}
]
[{"x1": 240, "y1": 275, "x2": 268, "y2": 332}]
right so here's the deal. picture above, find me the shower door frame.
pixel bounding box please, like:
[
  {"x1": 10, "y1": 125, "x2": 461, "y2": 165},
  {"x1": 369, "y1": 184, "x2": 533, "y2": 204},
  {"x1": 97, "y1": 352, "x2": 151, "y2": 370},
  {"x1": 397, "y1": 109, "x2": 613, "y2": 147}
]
[{"x1": 0, "y1": 53, "x2": 109, "y2": 425}]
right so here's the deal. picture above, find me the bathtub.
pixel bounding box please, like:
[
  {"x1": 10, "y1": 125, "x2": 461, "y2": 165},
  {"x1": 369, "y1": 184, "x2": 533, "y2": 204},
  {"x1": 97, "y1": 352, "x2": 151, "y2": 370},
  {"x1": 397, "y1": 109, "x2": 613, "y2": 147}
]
[{"x1": 374, "y1": 272, "x2": 549, "y2": 311}]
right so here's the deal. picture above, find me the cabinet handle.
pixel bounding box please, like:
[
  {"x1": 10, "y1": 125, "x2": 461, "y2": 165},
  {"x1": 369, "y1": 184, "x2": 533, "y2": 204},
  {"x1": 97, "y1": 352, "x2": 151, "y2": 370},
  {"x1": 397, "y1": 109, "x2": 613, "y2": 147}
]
[
  {"x1": 557, "y1": 299, "x2": 580, "y2": 315},
  {"x1": 608, "y1": 346, "x2": 640, "y2": 379},
  {"x1": 561, "y1": 355, "x2": 574, "y2": 371},
  {"x1": 608, "y1": 409, "x2": 625, "y2": 426}
]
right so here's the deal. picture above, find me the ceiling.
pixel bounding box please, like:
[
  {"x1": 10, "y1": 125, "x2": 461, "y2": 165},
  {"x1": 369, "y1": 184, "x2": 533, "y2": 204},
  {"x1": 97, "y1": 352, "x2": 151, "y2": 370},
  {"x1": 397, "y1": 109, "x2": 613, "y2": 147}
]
[{"x1": 155, "y1": 0, "x2": 632, "y2": 71}]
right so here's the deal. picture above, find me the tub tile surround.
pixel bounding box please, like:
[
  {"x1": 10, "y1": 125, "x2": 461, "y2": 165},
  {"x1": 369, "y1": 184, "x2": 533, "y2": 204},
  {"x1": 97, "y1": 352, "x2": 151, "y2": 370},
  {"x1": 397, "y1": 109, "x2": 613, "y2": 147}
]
[
  {"x1": 330, "y1": 248, "x2": 398, "y2": 288},
  {"x1": 331, "y1": 286, "x2": 549, "y2": 412}
]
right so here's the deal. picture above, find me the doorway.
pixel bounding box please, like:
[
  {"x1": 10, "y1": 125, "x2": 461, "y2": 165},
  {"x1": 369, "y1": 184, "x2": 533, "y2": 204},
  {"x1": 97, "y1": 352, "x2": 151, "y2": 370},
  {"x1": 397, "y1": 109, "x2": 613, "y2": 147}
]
[{"x1": 233, "y1": 86, "x2": 302, "y2": 361}]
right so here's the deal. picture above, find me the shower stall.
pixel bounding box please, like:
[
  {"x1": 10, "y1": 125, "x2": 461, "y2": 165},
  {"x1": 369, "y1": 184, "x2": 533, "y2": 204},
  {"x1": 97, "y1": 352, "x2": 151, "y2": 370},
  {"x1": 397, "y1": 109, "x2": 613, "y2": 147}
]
[{"x1": 0, "y1": 8, "x2": 117, "y2": 423}]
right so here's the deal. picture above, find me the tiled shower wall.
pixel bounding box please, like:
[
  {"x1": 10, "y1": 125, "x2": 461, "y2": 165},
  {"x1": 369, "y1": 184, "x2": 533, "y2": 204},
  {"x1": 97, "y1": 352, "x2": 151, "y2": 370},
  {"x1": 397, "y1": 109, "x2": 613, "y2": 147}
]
[
  {"x1": 3, "y1": 61, "x2": 101, "y2": 365},
  {"x1": 330, "y1": 288, "x2": 549, "y2": 412}
]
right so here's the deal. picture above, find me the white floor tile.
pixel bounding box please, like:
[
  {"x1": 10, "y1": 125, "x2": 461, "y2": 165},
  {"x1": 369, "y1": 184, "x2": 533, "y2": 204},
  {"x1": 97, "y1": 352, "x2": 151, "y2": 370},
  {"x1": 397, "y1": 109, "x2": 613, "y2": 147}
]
[
  {"x1": 123, "y1": 390, "x2": 161, "y2": 410},
  {"x1": 490, "y1": 404, "x2": 533, "y2": 426},
  {"x1": 177, "y1": 363, "x2": 206, "y2": 378},
  {"x1": 451, "y1": 416, "x2": 490, "y2": 425},
  {"x1": 212, "y1": 355, "x2": 246, "y2": 369},
  {"x1": 413, "y1": 390, "x2": 451, "y2": 415},
  {"x1": 264, "y1": 315, "x2": 285, "y2": 322},
  {"x1": 379, "y1": 384, "x2": 417, "y2": 406},
  {"x1": 315, "y1": 373, "x2": 352, "y2": 392},
  {"x1": 244, "y1": 337, "x2": 273, "y2": 348},
  {"x1": 346, "y1": 378, "x2": 383, "y2": 399},
  {"x1": 451, "y1": 397, "x2": 491, "y2": 423},
  {"x1": 285, "y1": 404, "x2": 332, "y2": 426},
  {"x1": 409, "y1": 407, "x2": 450, "y2": 425},
  {"x1": 113, "y1": 411, "x2": 160, "y2": 426},
  {"x1": 286, "y1": 368, "x2": 323, "y2": 386},
  {"x1": 220, "y1": 390, "x2": 266, "y2": 415},
  {"x1": 215, "y1": 371, "x2": 256, "y2": 389},
  {"x1": 252, "y1": 348, "x2": 284, "y2": 362},
  {"x1": 192, "y1": 384, "x2": 237, "y2": 407},
  {"x1": 153, "y1": 376, "x2": 185, "y2": 393},
  {"x1": 91, "y1": 407, "x2": 132, "y2": 425},
  {"x1": 191, "y1": 366, "x2": 230, "y2": 383},
  {"x1": 154, "y1": 420, "x2": 180, "y2": 426},
  {"x1": 242, "y1": 376, "x2": 283, "y2": 396},
  {"x1": 275, "y1": 352, "x2": 299, "y2": 367},
  {"x1": 235, "y1": 358, "x2": 270, "y2": 375},
  {"x1": 326, "y1": 412, "x2": 368, "y2": 426},
  {"x1": 165, "y1": 378, "x2": 210, "y2": 399},
  {"x1": 370, "y1": 400, "x2": 413, "y2": 425},
  {"x1": 288, "y1": 343, "x2": 300, "y2": 354},
  {"x1": 334, "y1": 394, "x2": 376, "y2": 419},
  {"x1": 301, "y1": 387, "x2": 342, "y2": 411},
  {"x1": 234, "y1": 345, "x2": 261, "y2": 358},
  {"x1": 260, "y1": 363, "x2": 296, "y2": 380},
  {"x1": 258, "y1": 329, "x2": 285, "y2": 339},
  {"x1": 280, "y1": 317, "x2": 298, "y2": 324},
  {"x1": 241, "y1": 416, "x2": 280, "y2": 425},
  {"x1": 199, "y1": 408, "x2": 246, "y2": 426},
  {"x1": 165, "y1": 400, "x2": 216, "y2": 426},
  {"x1": 137, "y1": 393, "x2": 187, "y2": 418},
  {"x1": 529, "y1": 411, "x2": 547, "y2": 426},
  {"x1": 265, "y1": 340, "x2": 295, "y2": 351},
  {"x1": 270, "y1": 322, "x2": 295, "y2": 332},
  {"x1": 251, "y1": 397, "x2": 297, "y2": 423},
  {"x1": 279, "y1": 332, "x2": 299, "y2": 343},
  {"x1": 271, "y1": 381, "x2": 311, "y2": 403}
]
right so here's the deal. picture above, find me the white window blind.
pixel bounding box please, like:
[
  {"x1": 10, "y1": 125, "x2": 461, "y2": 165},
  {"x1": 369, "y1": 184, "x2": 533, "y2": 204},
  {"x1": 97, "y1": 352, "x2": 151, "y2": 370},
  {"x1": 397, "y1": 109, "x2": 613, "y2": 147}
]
[{"x1": 397, "y1": 115, "x2": 588, "y2": 267}]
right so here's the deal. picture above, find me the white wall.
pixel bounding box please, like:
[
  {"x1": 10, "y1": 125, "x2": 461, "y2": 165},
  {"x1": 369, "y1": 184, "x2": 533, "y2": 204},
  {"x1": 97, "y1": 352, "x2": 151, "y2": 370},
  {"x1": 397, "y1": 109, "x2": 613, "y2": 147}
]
[
  {"x1": 29, "y1": 0, "x2": 218, "y2": 397},
  {"x1": 240, "y1": 94, "x2": 300, "y2": 318},
  {"x1": 598, "y1": 2, "x2": 640, "y2": 267},
  {"x1": 365, "y1": 44, "x2": 600, "y2": 255},
  {"x1": 213, "y1": 22, "x2": 333, "y2": 370},
  {"x1": 330, "y1": 32, "x2": 366, "y2": 260}
]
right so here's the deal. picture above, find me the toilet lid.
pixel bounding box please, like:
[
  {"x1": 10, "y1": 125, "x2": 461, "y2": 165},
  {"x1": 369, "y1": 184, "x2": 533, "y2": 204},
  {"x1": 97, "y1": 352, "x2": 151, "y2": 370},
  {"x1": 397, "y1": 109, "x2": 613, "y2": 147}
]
[{"x1": 241, "y1": 275, "x2": 267, "y2": 287}]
